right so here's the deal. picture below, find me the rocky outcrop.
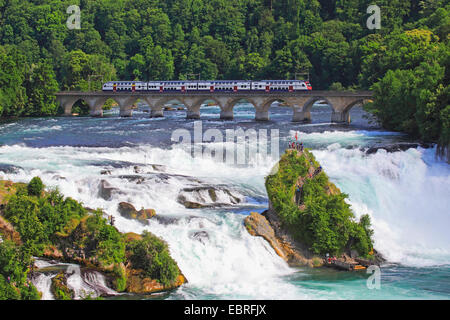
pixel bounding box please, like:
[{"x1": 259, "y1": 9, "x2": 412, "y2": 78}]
[
  {"x1": 126, "y1": 270, "x2": 186, "y2": 295},
  {"x1": 123, "y1": 232, "x2": 187, "y2": 294},
  {"x1": 245, "y1": 149, "x2": 385, "y2": 270},
  {"x1": 177, "y1": 186, "x2": 242, "y2": 209},
  {"x1": 117, "y1": 202, "x2": 156, "y2": 225},
  {"x1": 244, "y1": 211, "x2": 321, "y2": 267},
  {"x1": 0, "y1": 164, "x2": 23, "y2": 174}
]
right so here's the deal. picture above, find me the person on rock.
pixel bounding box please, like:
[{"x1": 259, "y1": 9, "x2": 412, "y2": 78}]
[{"x1": 295, "y1": 184, "x2": 302, "y2": 205}]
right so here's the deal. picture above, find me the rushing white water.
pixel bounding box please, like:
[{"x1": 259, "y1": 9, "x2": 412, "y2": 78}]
[
  {"x1": 31, "y1": 259, "x2": 117, "y2": 300},
  {"x1": 1, "y1": 129, "x2": 449, "y2": 299},
  {"x1": 32, "y1": 273, "x2": 55, "y2": 300},
  {"x1": 311, "y1": 144, "x2": 450, "y2": 267}
]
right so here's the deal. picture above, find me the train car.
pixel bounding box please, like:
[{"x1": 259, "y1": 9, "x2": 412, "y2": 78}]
[
  {"x1": 147, "y1": 81, "x2": 163, "y2": 92},
  {"x1": 102, "y1": 80, "x2": 312, "y2": 93},
  {"x1": 251, "y1": 81, "x2": 270, "y2": 92},
  {"x1": 162, "y1": 81, "x2": 188, "y2": 92},
  {"x1": 102, "y1": 81, "x2": 147, "y2": 92},
  {"x1": 236, "y1": 81, "x2": 252, "y2": 91},
  {"x1": 212, "y1": 81, "x2": 253, "y2": 92},
  {"x1": 197, "y1": 81, "x2": 216, "y2": 92},
  {"x1": 256, "y1": 80, "x2": 311, "y2": 92},
  {"x1": 213, "y1": 80, "x2": 234, "y2": 92}
]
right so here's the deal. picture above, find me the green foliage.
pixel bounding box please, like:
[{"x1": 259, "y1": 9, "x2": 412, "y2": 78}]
[
  {"x1": 0, "y1": 274, "x2": 21, "y2": 300},
  {"x1": 4, "y1": 194, "x2": 46, "y2": 254},
  {"x1": 0, "y1": 240, "x2": 40, "y2": 300},
  {"x1": 84, "y1": 211, "x2": 125, "y2": 266},
  {"x1": 265, "y1": 150, "x2": 373, "y2": 256},
  {"x1": 127, "y1": 231, "x2": 180, "y2": 287},
  {"x1": 112, "y1": 263, "x2": 127, "y2": 292},
  {"x1": 51, "y1": 273, "x2": 73, "y2": 300},
  {"x1": 364, "y1": 34, "x2": 449, "y2": 147},
  {"x1": 27, "y1": 177, "x2": 44, "y2": 197},
  {"x1": 5, "y1": 177, "x2": 86, "y2": 255}
]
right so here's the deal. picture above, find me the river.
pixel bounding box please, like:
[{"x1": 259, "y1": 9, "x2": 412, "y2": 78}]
[{"x1": 0, "y1": 102, "x2": 449, "y2": 299}]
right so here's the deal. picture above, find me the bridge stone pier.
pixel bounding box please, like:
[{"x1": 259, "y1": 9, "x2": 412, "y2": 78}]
[{"x1": 56, "y1": 91, "x2": 373, "y2": 124}]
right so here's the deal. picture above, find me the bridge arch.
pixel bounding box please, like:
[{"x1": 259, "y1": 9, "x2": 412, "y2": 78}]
[
  {"x1": 221, "y1": 97, "x2": 259, "y2": 120},
  {"x1": 59, "y1": 97, "x2": 82, "y2": 116},
  {"x1": 301, "y1": 97, "x2": 335, "y2": 114},
  {"x1": 342, "y1": 98, "x2": 365, "y2": 114},
  {"x1": 261, "y1": 97, "x2": 290, "y2": 111}
]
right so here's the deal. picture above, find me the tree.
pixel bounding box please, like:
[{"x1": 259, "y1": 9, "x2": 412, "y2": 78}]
[
  {"x1": 61, "y1": 50, "x2": 116, "y2": 90},
  {"x1": 145, "y1": 45, "x2": 175, "y2": 80},
  {"x1": 27, "y1": 177, "x2": 44, "y2": 197},
  {"x1": 24, "y1": 60, "x2": 59, "y2": 116},
  {"x1": 0, "y1": 46, "x2": 26, "y2": 116},
  {"x1": 267, "y1": 45, "x2": 311, "y2": 79}
]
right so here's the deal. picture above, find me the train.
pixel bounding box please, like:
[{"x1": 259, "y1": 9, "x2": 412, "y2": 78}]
[{"x1": 102, "y1": 80, "x2": 312, "y2": 93}]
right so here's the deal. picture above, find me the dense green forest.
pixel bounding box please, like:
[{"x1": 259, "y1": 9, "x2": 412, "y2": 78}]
[{"x1": 0, "y1": 0, "x2": 448, "y2": 152}]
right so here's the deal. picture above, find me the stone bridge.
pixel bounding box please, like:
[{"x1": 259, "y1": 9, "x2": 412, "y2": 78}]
[{"x1": 55, "y1": 91, "x2": 373, "y2": 123}]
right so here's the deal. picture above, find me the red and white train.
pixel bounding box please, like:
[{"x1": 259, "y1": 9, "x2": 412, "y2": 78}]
[{"x1": 102, "y1": 80, "x2": 312, "y2": 92}]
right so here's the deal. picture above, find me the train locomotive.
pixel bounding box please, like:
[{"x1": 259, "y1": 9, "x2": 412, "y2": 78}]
[{"x1": 102, "y1": 80, "x2": 312, "y2": 92}]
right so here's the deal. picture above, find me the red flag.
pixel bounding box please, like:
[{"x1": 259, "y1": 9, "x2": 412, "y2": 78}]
[{"x1": 295, "y1": 131, "x2": 298, "y2": 141}]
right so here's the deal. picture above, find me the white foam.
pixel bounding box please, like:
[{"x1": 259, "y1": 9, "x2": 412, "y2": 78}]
[{"x1": 312, "y1": 145, "x2": 450, "y2": 267}]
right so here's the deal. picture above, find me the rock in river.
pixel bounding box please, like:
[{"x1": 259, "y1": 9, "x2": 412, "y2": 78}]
[
  {"x1": 117, "y1": 202, "x2": 156, "y2": 225},
  {"x1": 177, "y1": 186, "x2": 243, "y2": 209}
]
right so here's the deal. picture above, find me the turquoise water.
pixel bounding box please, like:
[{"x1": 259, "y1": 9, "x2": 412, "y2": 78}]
[{"x1": 0, "y1": 104, "x2": 449, "y2": 299}]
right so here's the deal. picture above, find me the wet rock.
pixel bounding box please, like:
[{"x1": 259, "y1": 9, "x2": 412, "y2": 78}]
[
  {"x1": 98, "y1": 180, "x2": 120, "y2": 200},
  {"x1": 366, "y1": 142, "x2": 433, "y2": 154},
  {"x1": 87, "y1": 160, "x2": 137, "y2": 168},
  {"x1": 177, "y1": 186, "x2": 242, "y2": 209},
  {"x1": 152, "y1": 215, "x2": 182, "y2": 225},
  {"x1": 117, "y1": 175, "x2": 145, "y2": 184},
  {"x1": 117, "y1": 202, "x2": 155, "y2": 225},
  {"x1": 152, "y1": 215, "x2": 201, "y2": 225},
  {"x1": 117, "y1": 202, "x2": 137, "y2": 218},
  {"x1": 150, "y1": 164, "x2": 166, "y2": 172},
  {"x1": 126, "y1": 270, "x2": 186, "y2": 295},
  {"x1": 244, "y1": 212, "x2": 288, "y2": 261},
  {"x1": 133, "y1": 166, "x2": 142, "y2": 174},
  {"x1": 0, "y1": 163, "x2": 23, "y2": 174},
  {"x1": 189, "y1": 231, "x2": 209, "y2": 244},
  {"x1": 245, "y1": 210, "x2": 321, "y2": 268}
]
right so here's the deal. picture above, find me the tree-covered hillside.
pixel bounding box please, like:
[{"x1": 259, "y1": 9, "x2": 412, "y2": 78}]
[{"x1": 0, "y1": 0, "x2": 448, "y2": 153}]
